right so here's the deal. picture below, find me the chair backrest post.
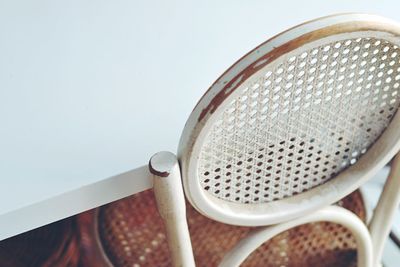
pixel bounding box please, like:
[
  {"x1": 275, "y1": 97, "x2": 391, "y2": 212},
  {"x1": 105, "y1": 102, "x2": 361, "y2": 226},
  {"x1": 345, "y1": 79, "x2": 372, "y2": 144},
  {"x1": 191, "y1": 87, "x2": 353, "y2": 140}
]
[
  {"x1": 369, "y1": 152, "x2": 400, "y2": 266},
  {"x1": 150, "y1": 151, "x2": 196, "y2": 267}
]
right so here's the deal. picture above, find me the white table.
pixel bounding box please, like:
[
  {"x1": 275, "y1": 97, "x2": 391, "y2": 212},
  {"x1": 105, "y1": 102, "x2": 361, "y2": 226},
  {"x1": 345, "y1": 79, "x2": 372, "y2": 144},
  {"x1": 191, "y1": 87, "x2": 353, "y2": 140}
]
[{"x1": 1, "y1": 0, "x2": 400, "y2": 241}]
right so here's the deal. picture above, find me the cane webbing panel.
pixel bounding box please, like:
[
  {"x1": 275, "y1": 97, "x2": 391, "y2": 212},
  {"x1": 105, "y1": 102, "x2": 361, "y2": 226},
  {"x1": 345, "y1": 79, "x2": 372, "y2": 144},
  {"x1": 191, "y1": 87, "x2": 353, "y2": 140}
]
[
  {"x1": 198, "y1": 37, "x2": 400, "y2": 204},
  {"x1": 98, "y1": 189, "x2": 365, "y2": 267}
]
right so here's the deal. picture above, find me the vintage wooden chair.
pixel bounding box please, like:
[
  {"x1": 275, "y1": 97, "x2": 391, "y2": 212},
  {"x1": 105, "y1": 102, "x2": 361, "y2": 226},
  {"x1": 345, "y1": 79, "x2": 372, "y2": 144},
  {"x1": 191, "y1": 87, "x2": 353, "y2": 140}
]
[
  {"x1": 1, "y1": 13, "x2": 400, "y2": 267},
  {"x1": 76, "y1": 13, "x2": 400, "y2": 267}
]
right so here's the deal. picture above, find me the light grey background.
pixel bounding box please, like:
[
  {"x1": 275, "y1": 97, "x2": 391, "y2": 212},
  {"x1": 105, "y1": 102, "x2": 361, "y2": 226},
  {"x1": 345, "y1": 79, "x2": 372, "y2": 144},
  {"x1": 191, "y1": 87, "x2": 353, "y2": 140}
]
[{"x1": 0, "y1": 3, "x2": 399, "y2": 257}]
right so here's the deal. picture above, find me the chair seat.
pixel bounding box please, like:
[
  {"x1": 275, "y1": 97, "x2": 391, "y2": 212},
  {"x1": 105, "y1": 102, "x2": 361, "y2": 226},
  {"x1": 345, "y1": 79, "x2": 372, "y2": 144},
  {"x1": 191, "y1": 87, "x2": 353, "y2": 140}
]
[{"x1": 91, "y1": 189, "x2": 365, "y2": 267}]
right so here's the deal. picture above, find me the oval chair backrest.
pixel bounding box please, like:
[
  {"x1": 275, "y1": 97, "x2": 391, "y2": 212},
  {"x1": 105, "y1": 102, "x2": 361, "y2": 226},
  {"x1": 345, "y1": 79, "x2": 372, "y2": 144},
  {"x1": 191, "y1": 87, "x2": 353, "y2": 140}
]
[{"x1": 178, "y1": 14, "x2": 400, "y2": 226}]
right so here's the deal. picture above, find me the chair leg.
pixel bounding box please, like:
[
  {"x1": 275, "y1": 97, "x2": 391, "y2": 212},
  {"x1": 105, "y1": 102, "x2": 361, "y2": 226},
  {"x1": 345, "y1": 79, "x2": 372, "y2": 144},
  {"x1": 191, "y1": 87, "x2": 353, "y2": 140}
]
[
  {"x1": 369, "y1": 153, "x2": 400, "y2": 267},
  {"x1": 149, "y1": 151, "x2": 196, "y2": 267}
]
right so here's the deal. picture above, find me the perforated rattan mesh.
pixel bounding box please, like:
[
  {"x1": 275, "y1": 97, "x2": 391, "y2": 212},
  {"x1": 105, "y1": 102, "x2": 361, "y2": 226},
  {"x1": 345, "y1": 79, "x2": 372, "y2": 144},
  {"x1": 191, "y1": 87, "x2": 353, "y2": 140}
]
[
  {"x1": 198, "y1": 37, "x2": 400, "y2": 204},
  {"x1": 98, "y1": 189, "x2": 365, "y2": 267}
]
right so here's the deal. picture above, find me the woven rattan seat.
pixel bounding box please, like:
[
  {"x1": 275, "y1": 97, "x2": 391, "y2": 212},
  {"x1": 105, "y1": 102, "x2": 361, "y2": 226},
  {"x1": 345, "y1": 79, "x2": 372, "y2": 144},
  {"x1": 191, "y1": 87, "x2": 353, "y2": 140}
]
[{"x1": 90, "y1": 189, "x2": 365, "y2": 267}]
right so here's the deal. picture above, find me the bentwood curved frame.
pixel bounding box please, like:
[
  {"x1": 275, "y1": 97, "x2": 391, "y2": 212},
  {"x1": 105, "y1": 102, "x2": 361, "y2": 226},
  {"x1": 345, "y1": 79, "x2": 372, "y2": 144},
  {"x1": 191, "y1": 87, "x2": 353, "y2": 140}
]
[
  {"x1": 178, "y1": 13, "x2": 400, "y2": 226},
  {"x1": 75, "y1": 14, "x2": 400, "y2": 267}
]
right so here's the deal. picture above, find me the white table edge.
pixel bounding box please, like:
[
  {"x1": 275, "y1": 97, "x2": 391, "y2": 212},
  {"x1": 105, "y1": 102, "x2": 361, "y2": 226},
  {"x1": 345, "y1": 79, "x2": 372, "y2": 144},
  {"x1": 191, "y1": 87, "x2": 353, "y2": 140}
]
[{"x1": 0, "y1": 165, "x2": 152, "y2": 241}]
